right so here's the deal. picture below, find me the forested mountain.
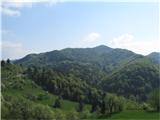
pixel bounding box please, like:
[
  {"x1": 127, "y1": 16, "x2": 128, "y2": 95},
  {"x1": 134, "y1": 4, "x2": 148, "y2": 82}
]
[
  {"x1": 14, "y1": 45, "x2": 160, "y2": 102},
  {"x1": 14, "y1": 45, "x2": 140, "y2": 72},
  {"x1": 2, "y1": 45, "x2": 160, "y2": 119},
  {"x1": 101, "y1": 57, "x2": 160, "y2": 101},
  {"x1": 147, "y1": 52, "x2": 160, "y2": 64}
]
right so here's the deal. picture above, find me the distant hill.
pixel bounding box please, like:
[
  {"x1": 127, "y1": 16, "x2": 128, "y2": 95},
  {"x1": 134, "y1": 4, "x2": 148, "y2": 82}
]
[
  {"x1": 14, "y1": 45, "x2": 142, "y2": 72},
  {"x1": 14, "y1": 45, "x2": 160, "y2": 101},
  {"x1": 101, "y1": 57, "x2": 160, "y2": 101},
  {"x1": 147, "y1": 52, "x2": 160, "y2": 64}
]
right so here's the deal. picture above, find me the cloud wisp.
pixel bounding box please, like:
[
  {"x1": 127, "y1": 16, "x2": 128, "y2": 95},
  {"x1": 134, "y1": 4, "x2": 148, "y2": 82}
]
[
  {"x1": 108, "y1": 34, "x2": 160, "y2": 55},
  {"x1": 2, "y1": 0, "x2": 158, "y2": 16},
  {"x1": 1, "y1": 0, "x2": 61, "y2": 16},
  {"x1": 83, "y1": 32, "x2": 101, "y2": 43},
  {"x1": 1, "y1": 41, "x2": 29, "y2": 60}
]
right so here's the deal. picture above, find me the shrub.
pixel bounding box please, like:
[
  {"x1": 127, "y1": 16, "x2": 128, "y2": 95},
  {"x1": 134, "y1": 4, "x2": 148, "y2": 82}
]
[
  {"x1": 54, "y1": 110, "x2": 66, "y2": 120},
  {"x1": 54, "y1": 96, "x2": 62, "y2": 108},
  {"x1": 141, "y1": 103, "x2": 152, "y2": 111},
  {"x1": 32, "y1": 104, "x2": 54, "y2": 120},
  {"x1": 79, "y1": 110, "x2": 91, "y2": 119},
  {"x1": 66, "y1": 111, "x2": 80, "y2": 120},
  {"x1": 125, "y1": 99, "x2": 140, "y2": 110}
]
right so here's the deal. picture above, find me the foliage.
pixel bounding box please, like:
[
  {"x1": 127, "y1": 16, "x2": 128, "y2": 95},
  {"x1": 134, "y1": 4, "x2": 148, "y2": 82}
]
[
  {"x1": 1, "y1": 45, "x2": 160, "y2": 120},
  {"x1": 105, "y1": 93, "x2": 125, "y2": 115},
  {"x1": 66, "y1": 111, "x2": 80, "y2": 120},
  {"x1": 14, "y1": 45, "x2": 160, "y2": 103},
  {"x1": 2, "y1": 96, "x2": 54, "y2": 120},
  {"x1": 54, "y1": 110, "x2": 66, "y2": 120},
  {"x1": 148, "y1": 88, "x2": 160, "y2": 111},
  {"x1": 102, "y1": 58, "x2": 160, "y2": 101},
  {"x1": 141, "y1": 103, "x2": 152, "y2": 111},
  {"x1": 54, "y1": 96, "x2": 62, "y2": 108}
]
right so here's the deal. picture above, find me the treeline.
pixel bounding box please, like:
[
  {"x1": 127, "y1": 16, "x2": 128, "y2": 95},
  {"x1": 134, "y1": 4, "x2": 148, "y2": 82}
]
[
  {"x1": 25, "y1": 66, "x2": 160, "y2": 114},
  {"x1": 2, "y1": 95, "x2": 89, "y2": 120},
  {"x1": 1, "y1": 60, "x2": 160, "y2": 120},
  {"x1": 2, "y1": 94, "x2": 126, "y2": 120},
  {"x1": 26, "y1": 66, "x2": 101, "y2": 103},
  {"x1": 101, "y1": 58, "x2": 160, "y2": 102},
  {"x1": 26, "y1": 66, "x2": 111, "y2": 113}
]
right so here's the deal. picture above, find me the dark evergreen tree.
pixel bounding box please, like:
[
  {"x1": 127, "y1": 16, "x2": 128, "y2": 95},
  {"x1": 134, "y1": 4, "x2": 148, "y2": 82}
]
[
  {"x1": 77, "y1": 101, "x2": 84, "y2": 112},
  {"x1": 101, "y1": 100, "x2": 106, "y2": 114},
  {"x1": 54, "y1": 96, "x2": 62, "y2": 108},
  {"x1": 6, "y1": 59, "x2": 10, "y2": 64},
  {"x1": 1, "y1": 60, "x2": 5, "y2": 67},
  {"x1": 77, "y1": 95, "x2": 84, "y2": 112}
]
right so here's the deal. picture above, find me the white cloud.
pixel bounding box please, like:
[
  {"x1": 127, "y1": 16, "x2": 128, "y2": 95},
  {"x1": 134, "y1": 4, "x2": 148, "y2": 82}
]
[
  {"x1": 1, "y1": 29, "x2": 11, "y2": 35},
  {"x1": 1, "y1": 0, "x2": 60, "y2": 16},
  {"x1": 108, "y1": 34, "x2": 160, "y2": 55},
  {"x1": 83, "y1": 32, "x2": 101, "y2": 43},
  {"x1": 1, "y1": 41, "x2": 29, "y2": 60},
  {"x1": 2, "y1": 0, "x2": 158, "y2": 16},
  {"x1": 1, "y1": 7, "x2": 20, "y2": 16},
  {"x1": 1, "y1": 1, "x2": 31, "y2": 16}
]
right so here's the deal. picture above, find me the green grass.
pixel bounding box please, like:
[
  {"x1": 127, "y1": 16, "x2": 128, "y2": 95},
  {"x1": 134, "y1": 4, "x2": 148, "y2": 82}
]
[
  {"x1": 3, "y1": 82, "x2": 160, "y2": 120},
  {"x1": 88, "y1": 110, "x2": 160, "y2": 120},
  {"x1": 2, "y1": 65, "x2": 159, "y2": 120},
  {"x1": 3, "y1": 78, "x2": 91, "y2": 113},
  {"x1": 109, "y1": 110, "x2": 160, "y2": 120}
]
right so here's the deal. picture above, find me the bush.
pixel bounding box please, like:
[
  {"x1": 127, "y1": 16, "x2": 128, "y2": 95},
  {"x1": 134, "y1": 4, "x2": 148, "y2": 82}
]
[
  {"x1": 37, "y1": 93, "x2": 49, "y2": 100},
  {"x1": 148, "y1": 89, "x2": 160, "y2": 112},
  {"x1": 54, "y1": 96, "x2": 62, "y2": 108},
  {"x1": 79, "y1": 110, "x2": 91, "y2": 119},
  {"x1": 66, "y1": 111, "x2": 80, "y2": 120},
  {"x1": 32, "y1": 104, "x2": 54, "y2": 120},
  {"x1": 125, "y1": 99, "x2": 140, "y2": 110},
  {"x1": 105, "y1": 94, "x2": 125, "y2": 114},
  {"x1": 54, "y1": 110, "x2": 66, "y2": 120},
  {"x1": 7, "y1": 97, "x2": 33, "y2": 120},
  {"x1": 1, "y1": 102, "x2": 9, "y2": 119},
  {"x1": 141, "y1": 103, "x2": 152, "y2": 111},
  {"x1": 26, "y1": 93, "x2": 37, "y2": 101},
  {"x1": 2, "y1": 96, "x2": 55, "y2": 120}
]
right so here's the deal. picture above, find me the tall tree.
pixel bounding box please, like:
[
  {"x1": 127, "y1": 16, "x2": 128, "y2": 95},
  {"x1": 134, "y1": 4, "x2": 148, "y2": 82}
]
[
  {"x1": 6, "y1": 59, "x2": 10, "y2": 64},
  {"x1": 54, "y1": 96, "x2": 62, "y2": 108},
  {"x1": 149, "y1": 89, "x2": 160, "y2": 111},
  {"x1": 1, "y1": 60, "x2": 5, "y2": 67},
  {"x1": 77, "y1": 95, "x2": 85, "y2": 112}
]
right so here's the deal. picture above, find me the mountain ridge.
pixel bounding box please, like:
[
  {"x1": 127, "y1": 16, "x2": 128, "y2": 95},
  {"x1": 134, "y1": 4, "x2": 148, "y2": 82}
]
[
  {"x1": 13, "y1": 45, "x2": 160, "y2": 62},
  {"x1": 14, "y1": 45, "x2": 159, "y2": 71}
]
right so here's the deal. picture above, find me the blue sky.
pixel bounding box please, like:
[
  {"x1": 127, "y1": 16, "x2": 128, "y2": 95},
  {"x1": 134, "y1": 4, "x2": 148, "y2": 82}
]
[{"x1": 1, "y1": 0, "x2": 159, "y2": 59}]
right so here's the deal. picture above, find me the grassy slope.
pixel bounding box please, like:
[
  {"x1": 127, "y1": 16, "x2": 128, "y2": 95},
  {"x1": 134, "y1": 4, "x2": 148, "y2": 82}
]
[
  {"x1": 87, "y1": 110, "x2": 160, "y2": 120},
  {"x1": 3, "y1": 79, "x2": 90, "y2": 113},
  {"x1": 109, "y1": 110, "x2": 160, "y2": 120},
  {"x1": 2, "y1": 64, "x2": 91, "y2": 114},
  {"x1": 2, "y1": 64, "x2": 159, "y2": 119}
]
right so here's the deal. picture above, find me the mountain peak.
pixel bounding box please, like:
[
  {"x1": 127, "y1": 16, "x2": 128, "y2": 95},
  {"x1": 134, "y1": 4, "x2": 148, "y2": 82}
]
[
  {"x1": 93, "y1": 45, "x2": 112, "y2": 50},
  {"x1": 94, "y1": 45, "x2": 111, "y2": 49},
  {"x1": 92, "y1": 45, "x2": 113, "y2": 54},
  {"x1": 148, "y1": 52, "x2": 160, "y2": 56},
  {"x1": 147, "y1": 52, "x2": 160, "y2": 64}
]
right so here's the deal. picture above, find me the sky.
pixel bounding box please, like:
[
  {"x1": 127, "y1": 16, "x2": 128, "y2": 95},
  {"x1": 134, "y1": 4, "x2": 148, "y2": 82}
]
[{"x1": 1, "y1": 0, "x2": 160, "y2": 60}]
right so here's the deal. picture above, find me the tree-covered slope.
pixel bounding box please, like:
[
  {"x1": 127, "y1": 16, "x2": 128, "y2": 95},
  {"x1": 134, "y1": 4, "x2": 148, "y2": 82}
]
[
  {"x1": 14, "y1": 45, "x2": 140, "y2": 73},
  {"x1": 13, "y1": 45, "x2": 160, "y2": 102},
  {"x1": 101, "y1": 57, "x2": 160, "y2": 101},
  {"x1": 1, "y1": 63, "x2": 91, "y2": 119},
  {"x1": 147, "y1": 52, "x2": 160, "y2": 64},
  {"x1": 2, "y1": 45, "x2": 160, "y2": 119}
]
